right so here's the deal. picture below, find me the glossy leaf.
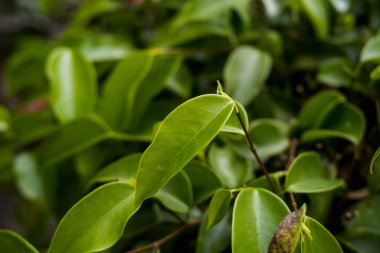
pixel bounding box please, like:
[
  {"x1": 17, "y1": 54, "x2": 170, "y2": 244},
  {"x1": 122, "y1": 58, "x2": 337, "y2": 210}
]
[
  {"x1": 209, "y1": 144, "x2": 251, "y2": 188},
  {"x1": 298, "y1": 90, "x2": 346, "y2": 130},
  {"x1": 135, "y1": 94, "x2": 234, "y2": 206},
  {"x1": 370, "y1": 146, "x2": 380, "y2": 174},
  {"x1": 302, "y1": 103, "x2": 366, "y2": 145},
  {"x1": 299, "y1": 0, "x2": 330, "y2": 39},
  {"x1": 303, "y1": 217, "x2": 343, "y2": 253},
  {"x1": 49, "y1": 182, "x2": 137, "y2": 253},
  {"x1": 0, "y1": 229, "x2": 39, "y2": 253},
  {"x1": 46, "y1": 47, "x2": 97, "y2": 123},
  {"x1": 361, "y1": 34, "x2": 380, "y2": 63},
  {"x1": 184, "y1": 161, "x2": 223, "y2": 205},
  {"x1": 285, "y1": 152, "x2": 344, "y2": 193},
  {"x1": 207, "y1": 189, "x2": 231, "y2": 229},
  {"x1": 39, "y1": 118, "x2": 110, "y2": 167},
  {"x1": 224, "y1": 45, "x2": 272, "y2": 106},
  {"x1": 317, "y1": 58, "x2": 351, "y2": 87},
  {"x1": 196, "y1": 208, "x2": 232, "y2": 253},
  {"x1": 268, "y1": 205, "x2": 306, "y2": 253},
  {"x1": 232, "y1": 188, "x2": 290, "y2": 253}
]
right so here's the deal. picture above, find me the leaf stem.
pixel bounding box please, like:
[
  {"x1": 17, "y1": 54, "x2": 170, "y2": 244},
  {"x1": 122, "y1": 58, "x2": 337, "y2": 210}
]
[
  {"x1": 125, "y1": 221, "x2": 200, "y2": 253},
  {"x1": 235, "y1": 109, "x2": 276, "y2": 193},
  {"x1": 286, "y1": 138, "x2": 299, "y2": 210}
]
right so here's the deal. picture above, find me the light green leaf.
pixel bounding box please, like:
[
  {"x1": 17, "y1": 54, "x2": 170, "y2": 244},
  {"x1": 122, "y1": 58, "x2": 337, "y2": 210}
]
[
  {"x1": 88, "y1": 153, "x2": 142, "y2": 187},
  {"x1": 268, "y1": 204, "x2": 306, "y2": 253},
  {"x1": 184, "y1": 161, "x2": 223, "y2": 205},
  {"x1": 298, "y1": 90, "x2": 346, "y2": 130},
  {"x1": 299, "y1": 0, "x2": 330, "y2": 39},
  {"x1": 361, "y1": 34, "x2": 380, "y2": 63},
  {"x1": 232, "y1": 188, "x2": 290, "y2": 253},
  {"x1": 49, "y1": 182, "x2": 137, "y2": 253},
  {"x1": 208, "y1": 144, "x2": 252, "y2": 188},
  {"x1": 247, "y1": 171, "x2": 285, "y2": 193},
  {"x1": 0, "y1": 105, "x2": 11, "y2": 133},
  {"x1": 0, "y1": 229, "x2": 39, "y2": 253},
  {"x1": 39, "y1": 118, "x2": 110, "y2": 167},
  {"x1": 207, "y1": 189, "x2": 231, "y2": 229},
  {"x1": 285, "y1": 152, "x2": 344, "y2": 193},
  {"x1": 370, "y1": 65, "x2": 380, "y2": 80},
  {"x1": 303, "y1": 217, "x2": 343, "y2": 253},
  {"x1": 370, "y1": 146, "x2": 380, "y2": 174},
  {"x1": 224, "y1": 46, "x2": 272, "y2": 106},
  {"x1": 196, "y1": 208, "x2": 231, "y2": 253},
  {"x1": 317, "y1": 58, "x2": 352, "y2": 87},
  {"x1": 302, "y1": 103, "x2": 366, "y2": 145},
  {"x1": 221, "y1": 101, "x2": 248, "y2": 135},
  {"x1": 13, "y1": 153, "x2": 45, "y2": 205},
  {"x1": 46, "y1": 47, "x2": 97, "y2": 123},
  {"x1": 154, "y1": 171, "x2": 193, "y2": 213},
  {"x1": 135, "y1": 94, "x2": 234, "y2": 206}
]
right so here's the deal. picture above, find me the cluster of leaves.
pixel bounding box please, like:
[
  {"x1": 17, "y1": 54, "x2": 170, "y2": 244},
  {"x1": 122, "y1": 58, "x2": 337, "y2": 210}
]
[{"x1": 1, "y1": 0, "x2": 380, "y2": 252}]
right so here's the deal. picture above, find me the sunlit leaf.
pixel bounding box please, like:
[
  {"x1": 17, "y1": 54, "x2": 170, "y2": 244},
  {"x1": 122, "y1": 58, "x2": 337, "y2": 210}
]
[
  {"x1": 361, "y1": 34, "x2": 380, "y2": 63},
  {"x1": 49, "y1": 182, "x2": 137, "y2": 253},
  {"x1": 0, "y1": 229, "x2": 38, "y2": 253},
  {"x1": 285, "y1": 152, "x2": 344, "y2": 193},
  {"x1": 224, "y1": 46, "x2": 272, "y2": 106},
  {"x1": 135, "y1": 94, "x2": 234, "y2": 205},
  {"x1": 232, "y1": 188, "x2": 290, "y2": 253},
  {"x1": 46, "y1": 47, "x2": 97, "y2": 123}
]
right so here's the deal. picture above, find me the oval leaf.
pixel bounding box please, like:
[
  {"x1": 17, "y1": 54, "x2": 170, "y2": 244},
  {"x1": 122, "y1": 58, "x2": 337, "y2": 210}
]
[
  {"x1": 207, "y1": 189, "x2": 232, "y2": 229},
  {"x1": 268, "y1": 205, "x2": 306, "y2": 253},
  {"x1": 49, "y1": 182, "x2": 137, "y2": 253},
  {"x1": 46, "y1": 47, "x2": 97, "y2": 123},
  {"x1": 232, "y1": 188, "x2": 290, "y2": 253},
  {"x1": 317, "y1": 58, "x2": 352, "y2": 87},
  {"x1": 361, "y1": 34, "x2": 380, "y2": 63},
  {"x1": 135, "y1": 94, "x2": 234, "y2": 206},
  {"x1": 299, "y1": 0, "x2": 330, "y2": 39},
  {"x1": 285, "y1": 152, "x2": 344, "y2": 193},
  {"x1": 0, "y1": 229, "x2": 39, "y2": 253},
  {"x1": 370, "y1": 146, "x2": 380, "y2": 174},
  {"x1": 224, "y1": 46, "x2": 272, "y2": 106}
]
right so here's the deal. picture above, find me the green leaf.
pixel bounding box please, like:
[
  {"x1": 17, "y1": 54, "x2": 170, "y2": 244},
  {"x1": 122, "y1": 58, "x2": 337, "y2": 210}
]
[
  {"x1": 100, "y1": 52, "x2": 180, "y2": 130},
  {"x1": 232, "y1": 188, "x2": 290, "y2": 253},
  {"x1": 46, "y1": 47, "x2": 97, "y2": 123},
  {"x1": 49, "y1": 182, "x2": 137, "y2": 253},
  {"x1": 39, "y1": 117, "x2": 110, "y2": 167},
  {"x1": 370, "y1": 146, "x2": 380, "y2": 174},
  {"x1": 13, "y1": 153, "x2": 45, "y2": 205},
  {"x1": 228, "y1": 119, "x2": 289, "y2": 162},
  {"x1": 247, "y1": 171, "x2": 285, "y2": 193},
  {"x1": 370, "y1": 65, "x2": 380, "y2": 80},
  {"x1": 196, "y1": 208, "x2": 232, "y2": 253},
  {"x1": 224, "y1": 45, "x2": 272, "y2": 106},
  {"x1": 303, "y1": 217, "x2": 343, "y2": 253},
  {"x1": 361, "y1": 34, "x2": 380, "y2": 63},
  {"x1": 298, "y1": 90, "x2": 346, "y2": 130},
  {"x1": 268, "y1": 204, "x2": 306, "y2": 253},
  {"x1": 184, "y1": 161, "x2": 223, "y2": 205},
  {"x1": 302, "y1": 103, "x2": 366, "y2": 145},
  {"x1": 166, "y1": 64, "x2": 193, "y2": 99},
  {"x1": 0, "y1": 105, "x2": 11, "y2": 133},
  {"x1": 285, "y1": 152, "x2": 344, "y2": 193},
  {"x1": 135, "y1": 94, "x2": 234, "y2": 206},
  {"x1": 208, "y1": 144, "x2": 252, "y2": 188},
  {"x1": 0, "y1": 229, "x2": 39, "y2": 253},
  {"x1": 299, "y1": 0, "x2": 330, "y2": 39},
  {"x1": 317, "y1": 58, "x2": 352, "y2": 87},
  {"x1": 221, "y1": 101, "x2": 249, "y2": 135},
  {"x1": 207, "y1": 189, "x2": 231, "y2": 229},
  {"x1": 88, "y1": 153, "x2": 142, "y2": 187}
]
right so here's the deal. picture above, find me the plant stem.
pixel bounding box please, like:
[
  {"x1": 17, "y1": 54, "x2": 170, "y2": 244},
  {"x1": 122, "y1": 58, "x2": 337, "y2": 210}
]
[
  {"x1": 286, "y1": 138, "x2": 299, "y2": 210},
  {"x1": 125, "y1": 221, "x2": 200, "y2": 253},
  {"x1": 235, "y1": 110, "x2": 276, "y2": 193}
]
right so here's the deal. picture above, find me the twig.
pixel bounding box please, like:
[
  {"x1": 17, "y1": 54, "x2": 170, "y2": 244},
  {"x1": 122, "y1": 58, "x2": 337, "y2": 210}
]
[
  {"x1": 235, "y1": 110, "x2": 276, "y2": 193},
  {"x1": 126, "y1": 221, "x2": 200, "y2": 253},
  {"x1": 346, "y1": 188, "x2": 369, "y2": 200},
  {"x1": 286, "y1": 138, "x2": 299, "y2": 210}
]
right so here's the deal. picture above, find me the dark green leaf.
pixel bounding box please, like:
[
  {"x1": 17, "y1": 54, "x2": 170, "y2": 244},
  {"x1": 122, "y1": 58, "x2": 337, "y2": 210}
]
[
  {"x1": 299, "y1": 0, "x2": 330, "y2": 39},
  {"x1": 0, "y1": 229, "x2": 38, "y2": 253},
  {"x1": 207, "y1": 189, "x2": 231, "y2": 229},
  {"x1": 317, "y1": 58, "x2": 352, "y2": 87},
  {"x1": 135, "y1": 94, "x2": 234, "y2": 206},
  {"x1": 370, "y1": 146, "x2": 380, "y2": 174},
  {"x1": 0, "y1": 105, "x2": 11, "y2": 133}
]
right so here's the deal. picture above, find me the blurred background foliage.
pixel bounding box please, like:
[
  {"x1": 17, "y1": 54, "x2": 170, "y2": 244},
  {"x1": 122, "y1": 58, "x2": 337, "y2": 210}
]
[{"x1": 0, "y1": 0, "x2": 380, "y2": 252}]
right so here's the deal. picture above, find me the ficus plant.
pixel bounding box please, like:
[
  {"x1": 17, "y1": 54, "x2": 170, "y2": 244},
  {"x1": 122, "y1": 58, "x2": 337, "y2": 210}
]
[{"x1": 1, "y1": 0, "x2": 380, "y2": 253}]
